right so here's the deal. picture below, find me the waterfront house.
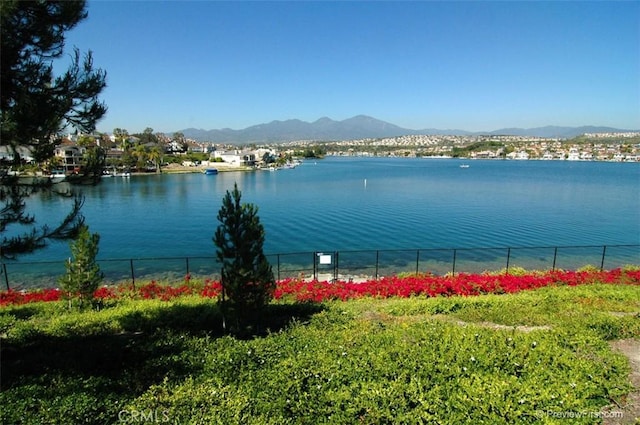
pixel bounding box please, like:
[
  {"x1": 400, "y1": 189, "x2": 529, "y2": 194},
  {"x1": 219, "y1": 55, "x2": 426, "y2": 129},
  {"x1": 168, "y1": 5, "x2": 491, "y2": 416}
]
[
  {"x1": 567, "y1": 148, "x2": 580, "y2": 161},
  {"x1": 213, "y1": 150, "x2": 257, "y2": 166},
  {"x1": 54, "y1": 144, "x2": 85, "y2": 172}
]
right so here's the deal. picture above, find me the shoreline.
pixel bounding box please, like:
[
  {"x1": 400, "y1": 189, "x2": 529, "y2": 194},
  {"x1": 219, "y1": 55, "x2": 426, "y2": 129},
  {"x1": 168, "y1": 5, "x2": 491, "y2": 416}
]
[
  {"x1": 159, "y1": 163, "x2": 255, "y2": 174},
  {"x1": 117, "y1": 162, "x2": 257, "y2": 177}
]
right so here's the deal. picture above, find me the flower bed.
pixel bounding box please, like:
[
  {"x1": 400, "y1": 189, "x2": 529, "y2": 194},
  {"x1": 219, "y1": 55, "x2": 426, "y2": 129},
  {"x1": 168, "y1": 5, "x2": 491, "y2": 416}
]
[
  {"x1": 273, "y1": 268, "x2": 640, "y2": 302},
  {"x1": 1, "y1": 268, "x2": 639, "y2": 307}
]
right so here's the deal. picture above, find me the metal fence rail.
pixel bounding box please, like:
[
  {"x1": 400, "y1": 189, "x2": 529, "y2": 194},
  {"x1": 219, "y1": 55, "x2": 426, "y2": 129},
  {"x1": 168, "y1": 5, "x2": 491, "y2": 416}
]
[{"x1": 2, "y1": 244, "x2": 639, "y2": 290}]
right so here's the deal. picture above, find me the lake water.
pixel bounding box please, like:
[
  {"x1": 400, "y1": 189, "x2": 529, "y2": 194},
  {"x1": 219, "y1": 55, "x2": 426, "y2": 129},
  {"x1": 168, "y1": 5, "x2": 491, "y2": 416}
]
[{"x1": 6, "y1": 157, "x2": 640, "y2": 286}]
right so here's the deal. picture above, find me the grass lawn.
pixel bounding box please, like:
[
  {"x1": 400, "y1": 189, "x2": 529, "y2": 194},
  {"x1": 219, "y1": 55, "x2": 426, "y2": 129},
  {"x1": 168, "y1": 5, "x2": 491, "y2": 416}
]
[{"x1": 1, "y1": 280, "x2": 639, "y2": 424}]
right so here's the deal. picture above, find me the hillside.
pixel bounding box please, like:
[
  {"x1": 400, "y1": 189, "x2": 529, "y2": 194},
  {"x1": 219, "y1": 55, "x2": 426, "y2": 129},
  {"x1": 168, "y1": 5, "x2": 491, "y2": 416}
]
[{"x1": 178, "y1": 116, "x2": 637, "y2": 143}]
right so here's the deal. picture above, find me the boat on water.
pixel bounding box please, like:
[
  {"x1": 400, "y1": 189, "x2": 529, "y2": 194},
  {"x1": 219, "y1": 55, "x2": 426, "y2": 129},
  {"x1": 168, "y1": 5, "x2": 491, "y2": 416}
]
[
  {"x1": 459, "y1": 164, "x2": 470, "y2": 168},
  {"x1": 203, "y1": 168, "x2": 218, "y2": 175},
  {"x1": 103, "y1": 167, "x2": 130, "y2": 178}
]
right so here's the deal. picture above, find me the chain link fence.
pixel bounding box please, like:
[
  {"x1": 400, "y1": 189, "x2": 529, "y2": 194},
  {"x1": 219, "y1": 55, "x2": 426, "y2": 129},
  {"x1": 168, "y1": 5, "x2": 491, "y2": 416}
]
[{"x1": 2, "y1": 244, "x2": 638, "y2": 290}]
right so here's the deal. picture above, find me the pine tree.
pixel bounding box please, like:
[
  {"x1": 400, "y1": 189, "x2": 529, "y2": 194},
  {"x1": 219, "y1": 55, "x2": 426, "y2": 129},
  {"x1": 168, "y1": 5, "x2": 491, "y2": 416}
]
[
  {"x1": 214, "y1": 183, "x2": 275, "y2": 334},
  {"x1": 0, "y1": 0, "x2": 106, "y2": 259},
  {"x1": 58, "y1": 224, "x2": 103, "y2": 309}
]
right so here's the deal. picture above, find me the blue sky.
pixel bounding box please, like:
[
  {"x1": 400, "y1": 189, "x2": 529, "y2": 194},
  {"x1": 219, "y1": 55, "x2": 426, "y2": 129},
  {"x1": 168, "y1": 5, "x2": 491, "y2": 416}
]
[{"x1": 61, "y1": 1, "x2": 639, "y2": 134}]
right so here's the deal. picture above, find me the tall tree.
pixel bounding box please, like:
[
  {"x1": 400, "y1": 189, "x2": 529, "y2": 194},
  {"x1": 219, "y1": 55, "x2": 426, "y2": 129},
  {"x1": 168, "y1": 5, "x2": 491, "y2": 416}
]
[
  {"x1": 80, "y1": 145, "x2": 106, "y2": 183},
  {"x1": 147, "y1": 145, "x2": 163, "y2": 174},
  {"x1": 113, "y1": 128, "x2": 129, "y2": 148},
  {"x1": 58, "y1": 224, "x2": 103, "y2": 309},
  {"x1": 1, "y1": 0, "x2": 107, "y2": 161},
  {"x1": 138, "y1": 127, "x2": 157, "y2": 145},
  {"x1": 132, "y1": 143, "x2": 147, "y2": 170},
  {"x1": 172, "y1": 132, "x2": 185, "y2": 143},
  {"x1": 214, "y1": 183, "x2": 275, "y2": 334},
  {"x1": 0, "y1": 0, "x2": 107, "y2": 259},
  {"x1": 172, "y1": 132, "x2": 188, "y2": 153}
]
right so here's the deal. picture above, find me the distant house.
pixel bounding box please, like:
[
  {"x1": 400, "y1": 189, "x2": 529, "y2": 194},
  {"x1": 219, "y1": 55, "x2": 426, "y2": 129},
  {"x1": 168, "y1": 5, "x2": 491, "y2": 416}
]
[
  {"x1": 471, "y1": 150, "x2": 498, "y2": 159},
  {"x1": 567, "y1": 148, "x2": 580, "y2": 161},
  {"x1": 187, "y1": 141, "x2": 205, "y2": 153},
  {"x1": 105, "y1": 148, "x2": 125, "y2": 163},
  {"x1": 0, "y1": 146, "x2": 34, "y2": 163},
  {"x1": 54, "y1": 144, "x2": 85, "y2": 172},
  {"x1": 166, "y1": 140, "x2": 187, "y2": 154},
  {"x1": 213, "y1": 150, "x2": 256, "y2": 166}
]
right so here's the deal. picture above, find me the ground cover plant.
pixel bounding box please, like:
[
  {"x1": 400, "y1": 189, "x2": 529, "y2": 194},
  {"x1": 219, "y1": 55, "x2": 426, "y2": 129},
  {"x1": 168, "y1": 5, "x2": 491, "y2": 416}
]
[
  {"x1": 2, "y1": 268, "x2": 639, "y2": 307},
  {"x1": 0, "y1": 268, "x2": 639, "y2": 424}
]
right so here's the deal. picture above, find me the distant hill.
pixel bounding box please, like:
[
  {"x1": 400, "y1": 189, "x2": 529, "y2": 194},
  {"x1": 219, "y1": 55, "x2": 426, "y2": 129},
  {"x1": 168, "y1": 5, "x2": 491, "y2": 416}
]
[
  {"x1": 178, "y1": 116, "x2": 636, "y2": 143},
  {"x1": 180, "y1": 115, "x2": 420, "y2": 143},
  {"x1": 484, "y1": 125, "x2": 634, "y2": 139}
]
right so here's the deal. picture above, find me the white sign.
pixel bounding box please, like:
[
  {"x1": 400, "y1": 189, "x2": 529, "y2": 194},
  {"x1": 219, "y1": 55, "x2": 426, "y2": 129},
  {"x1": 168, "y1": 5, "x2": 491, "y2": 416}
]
[{"x1": 319, "y1": 254, "x2": 332, "y2": 265}]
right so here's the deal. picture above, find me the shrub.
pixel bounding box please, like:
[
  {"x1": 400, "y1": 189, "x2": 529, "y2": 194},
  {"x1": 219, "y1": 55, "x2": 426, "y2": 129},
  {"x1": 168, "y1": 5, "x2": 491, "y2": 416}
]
[
  {"x1": 58, "y1": 225, "x2": 103, "y2": 309},
  {"x1": 214, "y1": 183, "x2": 275, "y2": 334}
]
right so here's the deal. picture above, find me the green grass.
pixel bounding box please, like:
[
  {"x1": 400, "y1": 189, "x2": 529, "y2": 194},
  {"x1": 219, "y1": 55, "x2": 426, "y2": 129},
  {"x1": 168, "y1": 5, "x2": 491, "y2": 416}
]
[{"x1": 1, "y1": 284, "x2": 639, "y2": 424}]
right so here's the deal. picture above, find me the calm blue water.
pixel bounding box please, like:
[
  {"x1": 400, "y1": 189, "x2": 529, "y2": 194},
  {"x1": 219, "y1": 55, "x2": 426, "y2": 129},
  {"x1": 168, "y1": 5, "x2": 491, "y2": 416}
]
[{"x1": 24, "y1": 157, "x2": 639, "y2": 264}]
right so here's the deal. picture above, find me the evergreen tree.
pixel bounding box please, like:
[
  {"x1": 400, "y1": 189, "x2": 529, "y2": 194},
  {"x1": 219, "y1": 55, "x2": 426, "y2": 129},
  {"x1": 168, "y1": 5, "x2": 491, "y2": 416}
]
[
  {"x1": 58, "y1": 224, "x2": 103, "y2": 309},
  {"x1": 214, "y1": 183, "x2": 275, "y2": 334},
  {"x1": 0, "y1": 0, "x2": 106, "y2": 258}
]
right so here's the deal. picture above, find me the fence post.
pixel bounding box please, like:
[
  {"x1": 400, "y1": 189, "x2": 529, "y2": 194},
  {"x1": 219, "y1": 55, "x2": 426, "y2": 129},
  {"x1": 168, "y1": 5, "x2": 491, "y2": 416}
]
[
  {"x1": 2, "y1": 263, "x2": 8, "y2": 291},
  {"x1": 552, "y1": 247, "x2": 558, "y2": 271},
  {"x1": 375, "y1": 250, "x2": 380, "y2": 279},
  {"x1": 452, "y1": 249, "x2": 457, "y2": 276},
  {"x1": 313, "y1": 251, "x2": 317, "y2": 281},
  {"x1": 600, "y1": 245, "x2": 607, "y2": 271},
  {"x1": 415, "y1": 250, "x2": 420, "y2": 275},
  {"x1": 130, "y1": 259, "x2": 135, "y2": 288},
  {"x1": 506, "y1": 247, "x2": 511, "y2": 273},
  {"x1": 277, "y1": 254, "x2": 280, "y2": 281},
  {"x1": 185, "y1": 257, "x2": 190, "y2": 276},
  {"x1": 334, "y1": 251, "x2": 339, "y2": 282}
]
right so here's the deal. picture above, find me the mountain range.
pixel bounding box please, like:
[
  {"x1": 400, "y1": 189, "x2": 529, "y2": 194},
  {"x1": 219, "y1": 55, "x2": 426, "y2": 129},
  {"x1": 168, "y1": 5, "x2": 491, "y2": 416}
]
[{"x1": 178, "y1": 115, "x2": 636, "y2": 143}]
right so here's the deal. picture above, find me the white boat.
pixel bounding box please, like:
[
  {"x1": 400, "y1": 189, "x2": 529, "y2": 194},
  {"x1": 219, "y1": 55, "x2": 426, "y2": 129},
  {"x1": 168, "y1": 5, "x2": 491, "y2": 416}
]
[{"x1": 459, "y1": 164, "x2": 470, "y2": 168}]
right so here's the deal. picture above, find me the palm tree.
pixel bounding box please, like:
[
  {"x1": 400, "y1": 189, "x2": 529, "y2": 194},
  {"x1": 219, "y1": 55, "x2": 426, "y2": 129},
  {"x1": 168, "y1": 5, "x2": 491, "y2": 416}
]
[
  {"x1": 132, "y1": 144, "x2": 147, "y2": 171},
  {"x1": 147, "y1": 145, "x2": 163, "y2": 174},
  {"x1": 113, "y1": 128, "x2": 129, "y2": 150}
]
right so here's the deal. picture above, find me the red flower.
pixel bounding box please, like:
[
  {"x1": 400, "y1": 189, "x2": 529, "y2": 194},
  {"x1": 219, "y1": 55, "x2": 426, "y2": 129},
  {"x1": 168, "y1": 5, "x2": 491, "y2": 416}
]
[{"x1": 0, "y1": 269, "x2": 638, "y2": 307}]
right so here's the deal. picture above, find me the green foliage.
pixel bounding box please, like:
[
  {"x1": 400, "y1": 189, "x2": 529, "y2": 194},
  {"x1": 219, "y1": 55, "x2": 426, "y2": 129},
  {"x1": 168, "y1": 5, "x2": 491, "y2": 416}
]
[
  {"x1": 577, "y1": 264, "x2": 601, "y2": 273},
  {"x1": 78, "y1": 145, "x2": 106, "y2": 183},
  {"x1": 491, "y1": 266, "x2": 531, "y2": 276},
  {"x1": 214, "y1": 183, "x2": 275, "y2": 334},
  {"x1": 58, "y1": 224, "x2": 103, "y2": 308},
  {"x1": 294, "y1": 145, "x2": 327, "y2": 158},
  {"x1": 127, "y1": 292, "x2": 634, "y2": 424},
  {"x1": 0, "y1": 0, "x2": 105, "y2": 258},
  {"x1": 1, "y1": 284, "x2": 638, "y2": 423},
  {"x1": 1, "y1": 0, "x2": 107, "y2": 153}
]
